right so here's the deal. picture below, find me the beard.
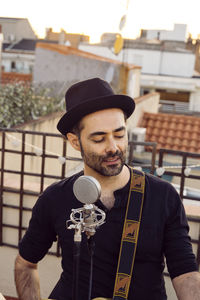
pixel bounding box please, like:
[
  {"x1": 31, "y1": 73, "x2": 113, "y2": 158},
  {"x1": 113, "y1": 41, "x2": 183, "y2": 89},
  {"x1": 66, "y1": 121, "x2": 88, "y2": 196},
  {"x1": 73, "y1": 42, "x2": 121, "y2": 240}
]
[{"x1": 80, "y1": 142, "x2": 126, "y2": 176}]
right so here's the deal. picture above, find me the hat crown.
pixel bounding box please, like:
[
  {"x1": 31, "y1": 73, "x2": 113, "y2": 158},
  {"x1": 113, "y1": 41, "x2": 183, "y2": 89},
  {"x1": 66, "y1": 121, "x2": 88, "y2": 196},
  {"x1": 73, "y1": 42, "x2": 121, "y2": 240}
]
[
  {"x1": 57, "y1": 77, "x2": 135, "y2": 136},
  {"x1": 66, "y1": 78, "x2": 114, "y2": 111}
]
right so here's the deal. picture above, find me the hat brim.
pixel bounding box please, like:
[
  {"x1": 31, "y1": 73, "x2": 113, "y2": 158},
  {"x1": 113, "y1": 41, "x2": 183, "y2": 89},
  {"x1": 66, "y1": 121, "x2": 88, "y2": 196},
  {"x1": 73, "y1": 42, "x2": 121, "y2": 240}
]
[{"x1": 57, "y1": 94, "x2": 135, "y2": 135}]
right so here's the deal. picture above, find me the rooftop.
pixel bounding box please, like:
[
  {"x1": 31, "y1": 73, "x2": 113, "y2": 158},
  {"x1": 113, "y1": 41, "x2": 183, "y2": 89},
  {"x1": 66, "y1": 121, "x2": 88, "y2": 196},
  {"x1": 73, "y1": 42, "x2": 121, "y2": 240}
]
[
  {"x1": 140, "y1": 112, "x2": 200, "y2": 153},
  {"x1": 36, "y1": 42, "x2": 141, "y2": 69},
  {"x1": 0, "y1": 17, "x2": 26, "y2": 21},
  {"x1": 3, "y1": 39, "x2": 58, "y2": 52}
]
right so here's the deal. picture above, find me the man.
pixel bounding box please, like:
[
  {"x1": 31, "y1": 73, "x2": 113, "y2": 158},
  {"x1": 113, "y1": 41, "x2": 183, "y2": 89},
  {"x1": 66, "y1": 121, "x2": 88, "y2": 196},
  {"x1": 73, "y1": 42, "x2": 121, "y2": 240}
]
[{"x1": 15, "y1": 78, "x2": 200, "y2": 300}]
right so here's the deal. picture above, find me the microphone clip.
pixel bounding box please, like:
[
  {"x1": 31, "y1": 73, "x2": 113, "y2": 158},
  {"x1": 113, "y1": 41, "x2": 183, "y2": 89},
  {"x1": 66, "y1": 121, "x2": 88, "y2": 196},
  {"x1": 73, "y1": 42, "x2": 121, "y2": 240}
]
[{"x1": 67, "y1": 203, "x2": 106, "y2": 240}]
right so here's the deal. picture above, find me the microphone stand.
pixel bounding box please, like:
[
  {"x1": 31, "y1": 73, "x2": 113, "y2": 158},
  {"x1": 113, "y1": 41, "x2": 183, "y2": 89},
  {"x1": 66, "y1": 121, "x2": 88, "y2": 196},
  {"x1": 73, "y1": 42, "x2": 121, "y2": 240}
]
[
  {"x1": 87, "y1": 236, "x2": 95, "y2": 300},
  {"x1": 72, "y1": 224, "x2": 82, "y2": 300},
  {"x1": 67, "y1": 204, "x2": 106, "y2": 300}
]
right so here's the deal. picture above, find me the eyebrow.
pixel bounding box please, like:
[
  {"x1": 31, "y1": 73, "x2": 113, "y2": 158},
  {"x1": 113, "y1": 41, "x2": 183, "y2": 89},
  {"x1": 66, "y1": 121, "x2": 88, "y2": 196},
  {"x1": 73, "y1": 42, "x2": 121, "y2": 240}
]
[{"x1": 89, "y1": 126, "x2": 126, "y2": 138}]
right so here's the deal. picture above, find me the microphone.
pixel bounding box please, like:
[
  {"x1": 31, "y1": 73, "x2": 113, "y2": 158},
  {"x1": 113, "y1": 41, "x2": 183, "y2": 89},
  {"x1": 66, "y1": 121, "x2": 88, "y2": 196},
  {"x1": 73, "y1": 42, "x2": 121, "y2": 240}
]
[
  {"x1": 67, "y1": 176, "x2": 106, "y2": 239},
  {"x1": 73, "y1": 175, "x2": 101, "y2": 204}
]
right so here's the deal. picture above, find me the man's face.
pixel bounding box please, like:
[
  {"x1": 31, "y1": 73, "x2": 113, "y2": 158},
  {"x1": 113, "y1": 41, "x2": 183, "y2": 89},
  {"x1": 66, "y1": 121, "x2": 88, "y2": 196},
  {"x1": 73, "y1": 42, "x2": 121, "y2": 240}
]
[{"x1": 78, "y1": 108, "x2": 128, "y2": 176}]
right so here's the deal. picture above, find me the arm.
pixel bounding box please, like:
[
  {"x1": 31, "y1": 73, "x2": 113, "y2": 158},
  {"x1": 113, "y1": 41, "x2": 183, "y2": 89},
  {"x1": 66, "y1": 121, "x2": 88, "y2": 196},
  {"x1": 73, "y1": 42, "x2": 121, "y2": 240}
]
[
  {"x1": 172, "y1": 271, "x2": 200, "y2": 300},
  {"x1": 14, "y1": 254, "x2": 41, "y2": 300}
]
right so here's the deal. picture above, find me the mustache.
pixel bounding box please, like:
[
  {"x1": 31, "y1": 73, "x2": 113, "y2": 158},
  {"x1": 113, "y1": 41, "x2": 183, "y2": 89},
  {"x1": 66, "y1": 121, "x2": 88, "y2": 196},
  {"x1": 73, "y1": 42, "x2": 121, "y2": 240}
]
[{"x1": 101, "y1": 150, "x2": 123, "y2": 160}]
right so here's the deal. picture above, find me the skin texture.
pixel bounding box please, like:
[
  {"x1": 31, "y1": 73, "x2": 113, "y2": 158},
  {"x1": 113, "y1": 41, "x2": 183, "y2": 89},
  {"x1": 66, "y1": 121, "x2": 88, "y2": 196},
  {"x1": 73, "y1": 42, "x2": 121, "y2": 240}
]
[
  {"x1": 14, "y1": 107, "x2": 200, "y2": 299},
  {"x1": 67, "y1": 108, "x2": 130, "y2": 209},
  {"x1": 172, "y1": 271, "x2": 200, "y2": 300},
  {"x1": 14, "y1": 254, "x2": 41, "y2": 300}
]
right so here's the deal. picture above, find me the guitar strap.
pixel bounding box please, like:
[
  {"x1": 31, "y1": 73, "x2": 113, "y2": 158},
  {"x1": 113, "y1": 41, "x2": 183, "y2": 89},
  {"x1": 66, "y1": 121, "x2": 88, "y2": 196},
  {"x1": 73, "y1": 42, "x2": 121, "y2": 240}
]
[{"x1": 112, "y1": 168, "x2": 145, "y2": 300}]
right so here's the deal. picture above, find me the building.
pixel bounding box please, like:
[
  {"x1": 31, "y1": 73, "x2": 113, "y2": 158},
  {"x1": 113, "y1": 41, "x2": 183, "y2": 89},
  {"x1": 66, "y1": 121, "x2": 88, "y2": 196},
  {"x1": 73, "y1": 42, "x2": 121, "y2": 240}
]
[
  {"x1": 45, "y1": 28, "x2": 89, "y2": 48},
  {"x1": 0, "y1": 17, "x2": 38, "y2": 76},
  {"x1": 79, "y1": 24, "x2": 200, "y2": 113},
  {"x1": 33, "y1": 42, "x2": 142, "y2": 101},
  {"x1": 140, "y1": 23, "x2": 188, "y2": 42},
  {"x1": 2, "y1": 38, "x2": 58, "y2": 74},
  {"x1": 0, "y1": 17, "x2": 37, "y2": 43}
]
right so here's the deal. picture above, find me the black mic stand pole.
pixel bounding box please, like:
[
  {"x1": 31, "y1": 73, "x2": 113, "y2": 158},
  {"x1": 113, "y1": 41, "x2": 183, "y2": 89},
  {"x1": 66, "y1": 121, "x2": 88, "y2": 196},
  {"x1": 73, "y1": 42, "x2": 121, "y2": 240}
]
[
  {"x1": 72, "y1": 224, "x2": 82, "y2": 300},
  {"x1": 67, "y1": 203, "x2": 106, "y2": 300}
]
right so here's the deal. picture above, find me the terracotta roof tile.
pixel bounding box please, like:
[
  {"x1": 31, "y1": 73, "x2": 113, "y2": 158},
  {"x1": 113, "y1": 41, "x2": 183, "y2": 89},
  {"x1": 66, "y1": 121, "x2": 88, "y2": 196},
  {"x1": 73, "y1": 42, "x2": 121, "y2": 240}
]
[
  {"x1": 158, "y1": 136, "x2": 165, "y2": 144},
  {"x1": 176, "y1": 131, "x2": 183, "y2": 138},
  {"x1": 191, "y1": 132, "x2": 199, "y2": 140},
  {"x1": 152, "y1": 128, "x2": 160, "y2": 136},
  {"x1": 160, "y1": 128, "x2": 167, "y2": 136},
  {"x1": 161, "y1": 121, "x2": 169, "y2": 129},
  {"x1": 174, "y1": 138, "x2": 181, "y2": 146},
  {"x1": 168, "y1": 130, "x2": 175, "y2": 137},
  {"x1": 166, "y1": 136, "x2": 173, "y2": 145},
  {"x1": 188, "y1": 147, "x2": 196, "y2": 153},
  {"x1": 193, "y1": 125, "x2": 199, "y2": 133},
  {"x1": 140, "y1": 112, "x2": 200, "y2": 153},
  {"x1": 184, "y1": 132, "x2": 191, "y2": 139},
  {"x1": 185, "y1": 124, "x2": 193, "y2": 132},
  {"x1": 176, "y1": 123, "x2": 184, "y2": 131},
  {"x1": 154, "y1": 120, "x2": 162, "y2": 128},
  {"x1": 147, "y1": 119, "x2": 155, "y2": 127},
  {"x1": 182, "y1": 139, "x2": 188, "y2": 146},
  {"x1": 146, "y1": 127, "x2": 152, "y2": 135},
  {"x1": 165, "y1": 144, "x2": 171, "y2": 149}
]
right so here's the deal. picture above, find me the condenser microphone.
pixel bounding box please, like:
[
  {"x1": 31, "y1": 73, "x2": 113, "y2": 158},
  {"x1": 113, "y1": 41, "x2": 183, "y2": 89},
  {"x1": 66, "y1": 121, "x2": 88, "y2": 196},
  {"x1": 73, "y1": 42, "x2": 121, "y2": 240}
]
[
  {"x1": 73, "y1": 175, "x2": 101, "y2": 204},
  {"x1": 68, "y1": 175, "x2": 105, "y2": 238}
]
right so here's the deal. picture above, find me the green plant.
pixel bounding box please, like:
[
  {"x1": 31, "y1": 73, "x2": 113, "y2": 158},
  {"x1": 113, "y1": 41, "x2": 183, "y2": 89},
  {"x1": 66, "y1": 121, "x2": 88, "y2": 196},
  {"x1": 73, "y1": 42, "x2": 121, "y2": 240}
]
[{"x1": 0, "y1": 83, "x2": 64, "y2": 128}]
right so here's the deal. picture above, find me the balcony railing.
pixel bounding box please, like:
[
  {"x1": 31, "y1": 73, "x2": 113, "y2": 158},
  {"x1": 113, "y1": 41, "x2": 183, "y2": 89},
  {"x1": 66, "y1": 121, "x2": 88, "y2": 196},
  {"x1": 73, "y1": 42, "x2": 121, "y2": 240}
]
[{"x1": 0, "y1": 128, "x2": 200, "y2": 265}]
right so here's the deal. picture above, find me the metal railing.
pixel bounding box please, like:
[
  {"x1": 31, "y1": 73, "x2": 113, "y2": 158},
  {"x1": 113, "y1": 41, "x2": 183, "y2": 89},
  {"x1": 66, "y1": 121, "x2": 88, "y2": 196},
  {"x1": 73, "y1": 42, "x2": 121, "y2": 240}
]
[
  {"x1": 0, "y1": 128, "x2": 82, "y2": 255},
  {"x1": 0, "y1": 129, "x2": 200, "y2": 265},
  {"x1": 158, "y1": 148, "x2": 200, "y2": 265}
]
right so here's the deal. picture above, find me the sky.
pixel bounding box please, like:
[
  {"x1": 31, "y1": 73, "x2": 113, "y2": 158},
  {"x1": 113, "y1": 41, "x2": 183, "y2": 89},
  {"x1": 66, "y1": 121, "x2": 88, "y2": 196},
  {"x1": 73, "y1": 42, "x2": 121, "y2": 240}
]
[{"x1": 1, "y1": 0, "x2": 200, "y2": 42}]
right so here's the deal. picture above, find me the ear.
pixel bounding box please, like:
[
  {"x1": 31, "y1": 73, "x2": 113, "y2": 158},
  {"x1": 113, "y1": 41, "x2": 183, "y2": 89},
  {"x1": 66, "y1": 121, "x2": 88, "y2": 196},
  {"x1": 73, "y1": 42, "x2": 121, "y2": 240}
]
[{"x1": 67, "y1": 133, "x2": 81, "y2": 151}]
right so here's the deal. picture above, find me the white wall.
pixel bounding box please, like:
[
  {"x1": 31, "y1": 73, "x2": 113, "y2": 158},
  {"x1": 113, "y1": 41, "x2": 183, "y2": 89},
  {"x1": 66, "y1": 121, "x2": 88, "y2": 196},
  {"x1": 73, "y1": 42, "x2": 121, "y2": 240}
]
[
  {"x1": 79, "y1": 44, "x2": 195, "y2": 78},
  {"x1": 127, "y1": 92, "x2": 160, "y2": 131},
  {"x1": 189, "y1": 90, "x2": 200, "y2": 111},
  {"x1": 80, "y1": 44, "x2": 123, "y2": 61},
  {"x1": 33, "y1": 45, "x2": 141, "y2": 99},
  {"x1": 126, "y1": 68, "x2": 141, "y2": 98},
  {"x1": 146, "y1": 24, "x2": 187, "y2": 42},
  {"x1": 2, "y1": 52, "x2": 35, "y2": 73},
  {"x1": 160, "y1": 51, "x2": 195, "y2": 77}
]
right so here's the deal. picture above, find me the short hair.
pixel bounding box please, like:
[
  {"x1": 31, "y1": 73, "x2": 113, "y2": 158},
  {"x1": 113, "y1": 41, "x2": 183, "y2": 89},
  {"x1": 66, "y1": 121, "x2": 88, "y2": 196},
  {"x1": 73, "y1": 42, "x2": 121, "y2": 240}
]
[
  {"x1": 70, "y1": 120, "x2": 84, "y2": 138},
  {"x1": 69, "y1": 110, "x2": 127, "y2": 137}
]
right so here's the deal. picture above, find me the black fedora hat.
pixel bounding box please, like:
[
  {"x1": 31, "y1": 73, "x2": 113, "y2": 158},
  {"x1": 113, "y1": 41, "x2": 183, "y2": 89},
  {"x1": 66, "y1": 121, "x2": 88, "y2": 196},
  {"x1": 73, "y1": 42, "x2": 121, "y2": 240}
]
[{"x1": 57, "y1": 77, "x2": 135, "y2": 135}]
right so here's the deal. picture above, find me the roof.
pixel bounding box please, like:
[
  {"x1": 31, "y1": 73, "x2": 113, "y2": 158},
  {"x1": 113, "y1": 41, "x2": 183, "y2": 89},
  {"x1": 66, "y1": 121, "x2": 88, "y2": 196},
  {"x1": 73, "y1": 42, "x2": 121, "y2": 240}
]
[
  {"x1": 36, "y1": 42, "x2": 141, "y2": 70},
  {"x1": 140, "y1": 112, "x2": 200, "y2": 153},
  {"x1": 3, "y1": 39, "x2": 58, "y2": 51},
  {"x1": 2, "y1": 42, "x2": 11, "y2": 50},
  {"x1": 0, "y1": 17, "x2": 26, "y2": 21}
]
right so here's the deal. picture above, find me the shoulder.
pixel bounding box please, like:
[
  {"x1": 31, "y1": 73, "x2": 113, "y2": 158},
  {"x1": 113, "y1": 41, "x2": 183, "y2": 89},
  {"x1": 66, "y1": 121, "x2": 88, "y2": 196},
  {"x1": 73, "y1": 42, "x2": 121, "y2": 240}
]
[
  {"x1": 143, "y1": 172, "x2": 183, "y2": 216},
  {"x1": 42, "y1": 170, "x2": 83, "y2": 197},
  {"x1": 145, "y1": 172, "x2": 177, "y2": 194},
  {"x1": 31, "y1": 170, "x2": 84, "y2": 218},
  {"x1": 128, "y1": 166, "x2": 176, "y2": 193}
]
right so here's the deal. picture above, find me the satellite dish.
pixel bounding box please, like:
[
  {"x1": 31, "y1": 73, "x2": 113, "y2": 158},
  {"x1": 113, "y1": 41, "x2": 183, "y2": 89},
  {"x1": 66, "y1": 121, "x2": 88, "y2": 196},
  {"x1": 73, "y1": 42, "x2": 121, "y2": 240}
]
[
  {"x1": 114, "y1": 34, "x2": 124, "y2": 55},
  {"x1": 119, "y1": 15, "x2": 127, "y2": 31}
]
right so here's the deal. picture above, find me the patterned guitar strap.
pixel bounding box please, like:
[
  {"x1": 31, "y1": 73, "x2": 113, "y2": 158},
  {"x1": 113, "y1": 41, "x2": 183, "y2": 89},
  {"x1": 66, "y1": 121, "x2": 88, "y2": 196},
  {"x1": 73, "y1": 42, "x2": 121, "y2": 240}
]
[{"x1": 112, "y1": 168, "x2": 145, "y2": 300}]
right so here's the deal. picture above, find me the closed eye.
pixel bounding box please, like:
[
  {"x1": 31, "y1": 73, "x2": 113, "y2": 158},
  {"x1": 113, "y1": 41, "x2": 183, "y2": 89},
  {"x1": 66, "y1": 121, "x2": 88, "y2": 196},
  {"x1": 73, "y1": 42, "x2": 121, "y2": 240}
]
[
  {"x1": 115, "y1": 135, "x2": 125, "y2": 139},
  {"x1": 92, "y1": 138, "x2": 105, "y2": 143}
]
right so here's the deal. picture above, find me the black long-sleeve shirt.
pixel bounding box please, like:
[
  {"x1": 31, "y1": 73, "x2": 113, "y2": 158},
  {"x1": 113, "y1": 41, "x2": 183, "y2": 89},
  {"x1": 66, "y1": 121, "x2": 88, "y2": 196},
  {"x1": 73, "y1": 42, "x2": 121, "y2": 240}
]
[{"x1": 19, "y1": 168, "x2": 198, "y2": 300}]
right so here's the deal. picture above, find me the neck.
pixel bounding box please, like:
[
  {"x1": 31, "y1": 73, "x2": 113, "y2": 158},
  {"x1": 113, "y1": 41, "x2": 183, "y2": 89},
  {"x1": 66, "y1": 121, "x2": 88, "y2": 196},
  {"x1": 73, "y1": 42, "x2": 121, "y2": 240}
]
[{"x1": 84, "y1": 164, "x2": 130, "y2": 192}]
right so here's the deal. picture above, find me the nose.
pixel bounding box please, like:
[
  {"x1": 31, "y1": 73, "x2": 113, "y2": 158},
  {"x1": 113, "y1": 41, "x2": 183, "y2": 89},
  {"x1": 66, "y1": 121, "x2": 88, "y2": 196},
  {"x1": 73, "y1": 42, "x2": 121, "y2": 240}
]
[{"x1": 105, "y1": 137, "x2": 118, "y2": 154}]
